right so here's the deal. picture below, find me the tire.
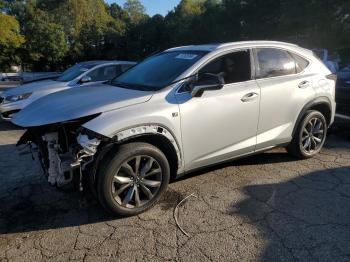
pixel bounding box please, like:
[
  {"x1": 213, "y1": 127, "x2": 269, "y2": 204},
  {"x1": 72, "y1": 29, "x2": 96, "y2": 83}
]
[
  {"x1": 97, "y1": 142, "x2": 170, "y2": 216},
  {"x1": 287, "y1": 110, "x2": 327, "y2": 159}
]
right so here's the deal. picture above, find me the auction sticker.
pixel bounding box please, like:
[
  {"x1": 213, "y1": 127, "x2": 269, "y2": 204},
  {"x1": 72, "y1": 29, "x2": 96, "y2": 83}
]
[{"x1": 175, "y1": 54, "x2": 198, "y2": 60}]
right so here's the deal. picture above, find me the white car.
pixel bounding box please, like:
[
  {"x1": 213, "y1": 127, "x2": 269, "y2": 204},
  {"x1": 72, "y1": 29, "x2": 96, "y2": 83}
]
[
  {"x1": 0, "y1": 60, "x2": 135, "y2": 120},
  {"x1": 13, "y1": 41, "x2": 336, "y2": 216}
]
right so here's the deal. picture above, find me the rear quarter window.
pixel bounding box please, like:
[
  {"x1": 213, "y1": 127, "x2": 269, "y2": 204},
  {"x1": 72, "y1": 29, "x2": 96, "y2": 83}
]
[
  {"x1": 255, "y1": 48, "x2": 296, "y2": 78},
  {"x1": 290, "y1": 52, "x2": 310, "y2": 73}
]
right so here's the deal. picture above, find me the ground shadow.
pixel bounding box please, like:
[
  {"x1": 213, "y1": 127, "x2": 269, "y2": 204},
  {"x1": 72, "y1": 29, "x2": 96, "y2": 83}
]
[
  {"x1": 0, "y1": 144, "x2": 296, "y2": 235},
  {"x1": 233, "y1": 166, "x2": 350, "y2": 261},
  {"x1": 0, "y1": 120, "x2": 23, "y2": 131}
]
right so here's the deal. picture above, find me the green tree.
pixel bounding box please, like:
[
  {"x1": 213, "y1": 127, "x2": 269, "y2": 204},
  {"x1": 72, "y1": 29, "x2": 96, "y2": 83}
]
[
  {"x1": 1, "y1": 0, "x2": 350, "y2": 71},
  {"x1": 51, "y1": 0, "x2": 123, "y2": 60},
  {"x1": 23, "y1": 4, "x2": 68, "y2": 70},
  {"x1": 109, "y1": 3, "x2": 128, "y2": 21},
  {"x1": 123, "y1": 0, "x2": 147, "y2": 24},
  {"x1": 0, "y1": 13, "x2": 25, "y2": 70},
  {"x1": 0, "y1": 13, "x2": 24, "y2": 48}
]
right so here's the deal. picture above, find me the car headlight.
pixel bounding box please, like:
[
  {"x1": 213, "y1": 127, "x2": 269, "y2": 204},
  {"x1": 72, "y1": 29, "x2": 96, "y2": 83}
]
[{"x1": 3, "y1": 92, "x2": 32, "y2": 104}]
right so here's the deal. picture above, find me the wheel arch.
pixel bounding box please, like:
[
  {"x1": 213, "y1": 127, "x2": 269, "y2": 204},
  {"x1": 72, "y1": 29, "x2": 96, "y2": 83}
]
[
  {"x1": 292, "y1": 96, "x2": 332, "y2": 137},
  {"x1": 96, "y1": 124, "x2": 182, "y2": 180}
]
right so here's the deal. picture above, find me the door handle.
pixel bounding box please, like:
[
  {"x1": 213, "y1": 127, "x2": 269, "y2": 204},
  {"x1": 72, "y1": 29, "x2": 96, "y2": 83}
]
[
  {"x1": 298, "y1": 81, "x2": 310, "y2": 89},
  {"x1": 241, "y1": 92, "x2": 259, "y2": 102}
]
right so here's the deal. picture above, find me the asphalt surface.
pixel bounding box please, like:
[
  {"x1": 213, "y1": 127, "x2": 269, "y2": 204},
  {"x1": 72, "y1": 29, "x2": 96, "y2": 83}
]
[{"x1": 0, "y1": 118, "x2": 349, "y2": 262}]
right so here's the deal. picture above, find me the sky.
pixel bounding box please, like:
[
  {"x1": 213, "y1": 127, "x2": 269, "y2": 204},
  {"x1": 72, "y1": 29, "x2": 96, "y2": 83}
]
[{"x1": 106, "y1": 0, "x2": 181, "y2": 16}]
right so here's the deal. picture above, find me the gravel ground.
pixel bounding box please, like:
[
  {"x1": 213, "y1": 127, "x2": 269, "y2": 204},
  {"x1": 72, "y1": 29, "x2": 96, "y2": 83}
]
[{"x1": 0, "y1": 119, "x2": 349, "y2": 262}]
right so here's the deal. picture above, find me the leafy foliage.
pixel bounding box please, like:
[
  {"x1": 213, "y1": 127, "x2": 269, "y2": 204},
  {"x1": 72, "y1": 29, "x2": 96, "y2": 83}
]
[
  {"x1": 0, "y1": 12, "x2": 25, "y2": 70},
  {"x1": 124, "y1": 0, "x2": 147, "y2": 24},
  {"x1": 0, "y1": 0, "x2": 349, "y2": 71}
]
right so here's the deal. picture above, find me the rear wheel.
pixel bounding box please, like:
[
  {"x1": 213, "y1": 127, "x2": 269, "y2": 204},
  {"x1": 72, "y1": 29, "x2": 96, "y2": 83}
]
[
  {"x1": 97, "y1": 142, "x2": 170, "y2": 216},
  {"x1": 287, "y1": 110, "x2": 327, "y2": 159}
]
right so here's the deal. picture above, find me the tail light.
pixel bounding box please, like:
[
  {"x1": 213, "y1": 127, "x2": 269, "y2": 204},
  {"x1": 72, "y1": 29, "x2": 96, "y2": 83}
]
[{"x1": 326, "y1": 74, "x2": 337, "y2": 82}]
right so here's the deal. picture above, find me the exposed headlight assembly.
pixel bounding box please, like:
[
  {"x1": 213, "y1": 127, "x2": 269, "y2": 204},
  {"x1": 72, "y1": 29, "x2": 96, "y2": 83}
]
[{"x1": 4, "y1": 92, "x2": 32, "y2": 104}]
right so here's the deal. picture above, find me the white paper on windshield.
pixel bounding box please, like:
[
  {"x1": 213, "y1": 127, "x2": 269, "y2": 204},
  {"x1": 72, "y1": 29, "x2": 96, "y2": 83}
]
[{"x1": 175, "y1": 54, "x2": 198, "y2": 60}]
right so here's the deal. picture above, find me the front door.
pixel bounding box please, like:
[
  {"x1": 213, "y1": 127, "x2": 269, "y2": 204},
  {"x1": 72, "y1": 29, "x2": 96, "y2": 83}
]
[{"x1": 176, "y1": 50, "x2": 261, "y2": 171}]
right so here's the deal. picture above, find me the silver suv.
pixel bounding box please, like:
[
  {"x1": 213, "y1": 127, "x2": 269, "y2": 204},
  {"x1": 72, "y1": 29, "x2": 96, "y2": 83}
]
[{"x1": 12, "y1": 41, "x2": 336, "y2": 216}]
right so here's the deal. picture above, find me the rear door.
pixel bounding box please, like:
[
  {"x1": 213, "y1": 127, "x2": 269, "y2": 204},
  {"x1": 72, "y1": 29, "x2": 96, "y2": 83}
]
[{"x1": 253, "y1": 47, "x2": 315, "y2": 150}]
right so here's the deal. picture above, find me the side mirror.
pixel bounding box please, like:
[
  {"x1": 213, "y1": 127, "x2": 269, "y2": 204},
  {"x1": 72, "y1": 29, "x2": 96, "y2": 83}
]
[
  {"x1": 80, "y1": 76, "x2": 92, "y2": 84},
  {"x1": 190, "y1": 73, "x2": 225, "y2": 97}
]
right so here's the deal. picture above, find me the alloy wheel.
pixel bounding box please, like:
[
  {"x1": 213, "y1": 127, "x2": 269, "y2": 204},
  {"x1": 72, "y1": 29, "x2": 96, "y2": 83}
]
[
  {"x1": 111, "y1": 155, "x2": 162, "y2": 208},
  {"x1": 300, "y1": 117, "x2": 325, "y2": 154}
]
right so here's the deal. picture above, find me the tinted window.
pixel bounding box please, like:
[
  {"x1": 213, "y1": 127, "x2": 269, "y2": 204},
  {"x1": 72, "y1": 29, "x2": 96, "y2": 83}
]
[
  {"x1": 56, "y1": 63, "x2": 95, "y2": 82},
  {"x1": 290, "y1": 53, "x2": 309, "y2": 73},
  {"x1": 112, "y1": 51, "x2": 208, "y2": 91},
  {"x1": 198, "y1": 50, "x2": 251, "y2": 84},
  {"x1": 87, "y1": 65, "x2": 121, "y2": 82},
  {"x1": 256, "y1": 48, "x2": 296, "y2": 78}
]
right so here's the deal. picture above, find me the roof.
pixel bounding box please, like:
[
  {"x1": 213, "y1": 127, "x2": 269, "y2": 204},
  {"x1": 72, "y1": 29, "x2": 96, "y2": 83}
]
[{"x1": 166, "y1": 41, "x2": 300, "y2": 52}]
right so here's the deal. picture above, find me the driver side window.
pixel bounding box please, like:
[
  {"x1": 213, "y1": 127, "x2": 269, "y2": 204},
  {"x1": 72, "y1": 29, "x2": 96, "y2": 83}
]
[
  {"x1": 198, "y1": 50, "x2": 252, "y2": 85},
  {"x1": 86, "y1": 65, "x2": 121, "y2": 82}
]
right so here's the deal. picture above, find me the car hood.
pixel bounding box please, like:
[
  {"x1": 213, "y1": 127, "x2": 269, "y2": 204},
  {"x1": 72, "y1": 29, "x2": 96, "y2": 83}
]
[
  {"x1": 11, "y1": 84, "x2": 153, "y2": 127},
  {"x1": 2, "y1": 80, "x2": 68, "y2": 96}
]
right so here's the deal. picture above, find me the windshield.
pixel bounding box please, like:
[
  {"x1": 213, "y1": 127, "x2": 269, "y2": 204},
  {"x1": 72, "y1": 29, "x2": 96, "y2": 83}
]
[
  {"x1": 111, "y1": 51, "x2": 208, "y2": 91},
  {"x1": 56, "y1": 63, "x2": 96, "y2": 82}
]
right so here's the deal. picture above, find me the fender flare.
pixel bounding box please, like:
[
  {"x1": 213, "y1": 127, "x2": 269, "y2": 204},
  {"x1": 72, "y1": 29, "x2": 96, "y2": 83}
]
[
  {"x1": 292, "y1": 96, "x2": 332, "y2": 137},
  {"x1": 113, "y1": 124, "x2": 183, "y2": 170}
]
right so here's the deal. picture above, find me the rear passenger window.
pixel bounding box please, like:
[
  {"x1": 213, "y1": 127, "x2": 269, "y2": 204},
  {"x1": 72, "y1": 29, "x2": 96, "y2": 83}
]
[
  {"x1": 255, "y1": 48, "x2": 296, "y2": 78},
  {"x1": 290, "y1": 53, "x2": 309, "y2": 73}
]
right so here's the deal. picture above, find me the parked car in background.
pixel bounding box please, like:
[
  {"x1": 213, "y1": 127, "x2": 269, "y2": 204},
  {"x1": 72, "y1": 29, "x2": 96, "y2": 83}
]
[
  {"x1": 0, "y1": 72, "x2": 62, "y2": 83},
  {"x1": 313, "y1": 48, "x2": 339, "y2": 73},
  {"x1": 0, "y1": 61, "x2": 135, "y2": 120},
  {"x1": 21, "y1": 72, "x2": 63, "y2": 84},
  {"x1": 336, "y1": 64, "x2": 350, "y2": 113},
  {"x1": 12, "y1": 41, "x2": 335, "y2": 216}
]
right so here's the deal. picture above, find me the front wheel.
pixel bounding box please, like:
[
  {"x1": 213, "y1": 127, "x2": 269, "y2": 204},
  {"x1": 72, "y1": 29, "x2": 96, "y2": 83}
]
[
  {"x1": 287, "y1": 110, "x2": 327, "y2": 159},
  {"x1": 97, "y1": 142, "x2": 170, "y2": 216}
]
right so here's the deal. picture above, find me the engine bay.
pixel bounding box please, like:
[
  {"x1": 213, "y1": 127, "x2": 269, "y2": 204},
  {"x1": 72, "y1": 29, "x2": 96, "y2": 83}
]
[{"x1": 17, "y1": 121, "x2": 104, "y2": 191}]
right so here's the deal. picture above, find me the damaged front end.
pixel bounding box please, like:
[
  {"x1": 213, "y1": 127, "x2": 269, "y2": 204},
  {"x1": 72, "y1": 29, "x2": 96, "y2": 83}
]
[{"x1": 17, "y1": 116, "x2": 108, "y2": 191}]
